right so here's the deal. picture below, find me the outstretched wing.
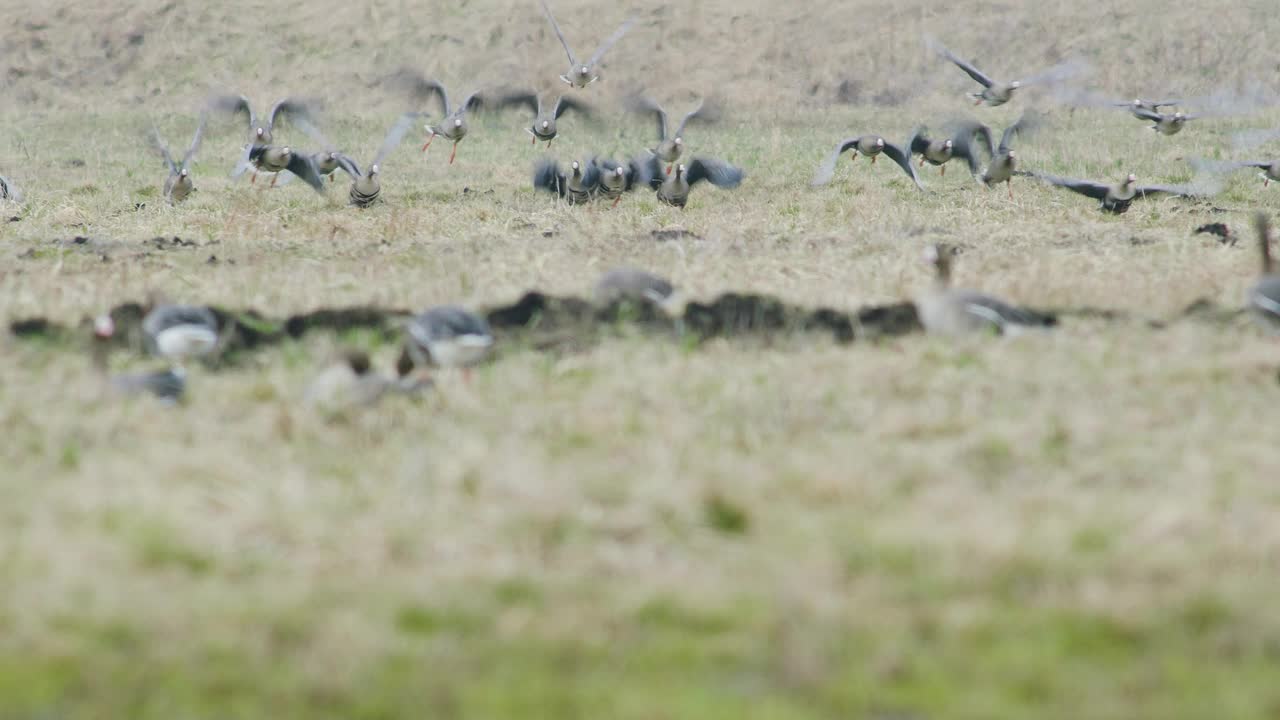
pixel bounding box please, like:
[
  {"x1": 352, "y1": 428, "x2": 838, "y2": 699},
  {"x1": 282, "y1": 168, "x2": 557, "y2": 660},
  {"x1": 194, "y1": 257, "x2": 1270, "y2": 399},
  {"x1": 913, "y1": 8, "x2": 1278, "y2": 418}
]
[
  {"x1": 881, "y1": 141, "x2": 924, "y2": 191},
  {"x1": 686, "y1": 156, "x2": 744, "y2": 189},
  {"x1": 674, "y1": 97, "x2": 716, "y2": 138},
  {"x1": 553, "y1": 95, "x2": 593, "y2": 120},
  {"x1": 587, "y1": 17, "x2": 635, "y2": 68},
  {"x1": 1016, "y1": 58, "x2": 1089, "y2": 87},
  {"x1": 907, "y1": 127, "x2": 931, "y2": 156},
  {"x1": 998, "y1": 111, "x2": 1041, "y2": 153},
  {"x1": 390, "y1": 68, "x2": 450, "y2": 116},
  {"x1": 928, "y1": 38, "x2": 994, "y2": 88},
  {"x1": 811, "y1": 137, "x2": 863, "y2": 186},
  {"x1": 149, "y1": 124, "x2": 177, "y2": 174},
  {"x1": 493, "y1": 91, "x2": 540, "y2": 117},
  {"x1": 947, "y1": 121, "x2": 993, "y2": 176},
  {"x1": 539, "y1": 0, "x2": 578, "y2": 65},
  {"x1": 285, "y1": 153, "x2": 325, "y2": 192},
  {"x1": 532, "y1": 157, "x2": 566, "y2": 197},
  {"x1": 1032, "y1": 172, "x2": 1111, "y2": 200},
  {"x1": 627, "y1": 95, "x2": 669, "y2": 141},
  {"x1": 335, "y1": 153, "x2": 362, "y2": 179},
  {"x1": 180, "y1": 113, "x2": 209, "y2": 171},
  {"x1": 1131, "y1": 107, "x2": 1163, "y2": 123},
  {"x1": 372, "y1": 112, "x2": 425, "y2": 168},
  {"x1": 1134, "y1": 182, "x2": 1212, "y2": 199},
  {"x1": 266, "y1": 98, "x2": 314, "y2": 133},
  {"x1": 208, "y1": 94, "x2": 256, "y2": 131}
]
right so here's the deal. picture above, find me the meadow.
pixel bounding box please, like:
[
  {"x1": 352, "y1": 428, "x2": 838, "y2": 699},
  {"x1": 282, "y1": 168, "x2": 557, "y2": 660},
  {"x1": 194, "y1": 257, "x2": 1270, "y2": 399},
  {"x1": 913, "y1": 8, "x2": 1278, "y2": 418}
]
[{"x1": 3, "y1": 0, "x2": 1280, "y2": 717}]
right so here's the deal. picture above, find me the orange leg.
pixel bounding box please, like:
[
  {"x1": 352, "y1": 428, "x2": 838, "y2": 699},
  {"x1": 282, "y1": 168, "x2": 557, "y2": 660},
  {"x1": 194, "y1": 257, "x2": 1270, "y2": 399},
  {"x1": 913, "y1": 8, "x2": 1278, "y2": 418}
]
[
  {"x1": 850, "y1": 153, "x2": 858, "y2": 163},
  {"x1": 250, "y1": 171, "x2": 257, "y2": 185},
  {"x1": 421, "y1": 133, "x2": 435, "y2": 153},
  {"x1": 269, "y1": 173, "x2": 278, "y2": 188},
  {"x1": 329, "y1": 173, "x2": 335, "y2": 183},
  {"x1": 1006, "y1": 179, "x2": 1013, "y2": 199},
  {"x1": 531, "y1": 135, "x2": 537, "y2": 146},
  {"x1": 449, "y1": 141, "x2": 458, "y2": 165},
  {"x1": 871, "y1": 155, "x2": 877, "y2": 165},
  {"x1": 918, "y1": 157, "x2": 926, "y2": 168},
  {"x1": 666, "y1": 164, "x2": 672, "y2": 175},
  {"x1": 974, "y1": 98, "x2": 983, "y2": 106},
  {"x1": 940, "y1": 164, "x2": 946, "y2": 177},
  {"x1": 612, "y1": 196, "x2": 621, "y2": 208}
]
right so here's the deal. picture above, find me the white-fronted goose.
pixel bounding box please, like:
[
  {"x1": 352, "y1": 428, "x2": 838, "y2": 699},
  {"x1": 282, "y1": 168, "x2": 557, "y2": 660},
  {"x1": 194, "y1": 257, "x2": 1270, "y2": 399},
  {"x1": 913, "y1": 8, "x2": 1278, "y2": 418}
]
[
  {"x1": 628, "y1": 96, "x2": 716, "y2": 175},
  {"x1": 338, "y1": 112, "x2": 422, "y2": 207},
  {"x1": 929, "y1": 40, "x2": 1079, "y2": 107},
  {"x1": 594, "y1": 267, "x2": 675, "y2": 306},
  {"x1": 539, "y1": 0, "x2": 634, "y2": 89},
  {"x1": 150, "y1": 114, "x2": 207, "y2": 205},
  {"x1": 404, "y1": 305, "x2": 495, "y2": 380},
  {"x1": 908, "y1": 122, "x2": 991, "y2": 179},
  {"x1": 141, "y1": 304, "x2": 221, "y2": 365},
  {"x1": 1248, "y1": 213, "x2": 1280, "y2": 332},
  {"x1": 533, "y1": 157, "x2": 601, "y2": 205},
  {"x1": 1031, "y1": 171, "x2": 1210, "y2": 214},
  {"x1": 495, "y1": 91, "x2": 593, "y2": 147},
  {"x1": 210, "y1": 95, "x2": 314, "y2": 146},
  {"x1": 313, "y1": 151, "x2": 359, "y2": 183},
  {"x1": 392, "y1": 71, "x2": 483, "y2": 164},
  {"x1": 246, "y1": 145, "x2": 325, "y2": 191},
  {"x1": 1115, "y1": 98, "x2": 1182, "y2": 119},
  {"x1": 812, "y1": 135, "x2": 922, "y2": 190},
  {"x1": 648, "y1": 155, "x2": 745, "y2": 208},
  {"x1": 1236, "y1": 159, "x2": 1280, "y2": 187},
  {"x1": 974, "y1": 113, "x2": 1039, "y2": 197},
  {"x1": 1131, "y1": 108, "x2": 1198, "y2": 136},
  {"x1": 304, "y1": 350, "x2": 396, "y2": 412},
  {"x1": 594, "y1": 156, "x2": 651, "y2": 207},
  {"x1": 916, "y1": 244, "x2": 1054, "y2": 336}
]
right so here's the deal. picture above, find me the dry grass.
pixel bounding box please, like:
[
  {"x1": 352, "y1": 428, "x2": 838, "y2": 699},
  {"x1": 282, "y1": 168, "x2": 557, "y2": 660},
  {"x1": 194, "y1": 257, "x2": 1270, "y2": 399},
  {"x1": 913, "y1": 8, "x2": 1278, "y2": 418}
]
[{"x1": 4, "y1": 0, "x2": 1280, "y2": 718}]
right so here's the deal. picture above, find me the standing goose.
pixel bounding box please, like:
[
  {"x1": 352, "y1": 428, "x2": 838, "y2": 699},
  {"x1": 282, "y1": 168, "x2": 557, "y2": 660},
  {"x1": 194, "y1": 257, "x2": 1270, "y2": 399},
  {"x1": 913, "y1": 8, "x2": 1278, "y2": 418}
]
[
  {"x1": 594, "y1": 156, "x2": 651, "y2": 207},
  {"x1": 1131, "y1": 108, "x2": 1199, "y2": 136},
  {"x1": 539, "y1": 0, "x2": 635, "y2": 89},
  {"x1": 392, "y1": 70, "x2": 484, "y2": 164},
  {"x1": 150, "y1": 114, "x2": 207, "y2": 205},
  {"x1": 404, "y1": 305, "x2": 495, "y2": 381},
  {"x1": 929, "y1": 39, "x2": 1080, "y2": 107},
  {"x1": 651, "y1": 156, "x2": 745, "y2": 209},
  {"x1": 1030, "y1": 171, "x2": 1211, "y2": 214},
  {"x1": 495, "y1": 91, "x2": 593, "y2": 147},
  {"x1": 812, "y1": 135, "x2": 922, "y2": 190},
  {"x1": 338, "y1": 112, "x2": 422, "y2": 208},
  {"x1": 533, "y1": 157, "x2": 601, "y2": 205},
  {"x1": 975, "y1": 112, "x2": 1040, "y2": 197},
  {"x1": 1247, "y1": 212, "x2": 1280, "y2": 332},
  {"x1": 916, "y1": 244, "x2": 1055, "y2": 336},
  {"x1": 141, "y1": 303, "x2": 221, "y2": 366},
  {"x1": 628, "y1": 96, "x2": 716, "y2": 175},
  {"x1": 594, "y1": 267, "x2": 676, "y2": 306}
]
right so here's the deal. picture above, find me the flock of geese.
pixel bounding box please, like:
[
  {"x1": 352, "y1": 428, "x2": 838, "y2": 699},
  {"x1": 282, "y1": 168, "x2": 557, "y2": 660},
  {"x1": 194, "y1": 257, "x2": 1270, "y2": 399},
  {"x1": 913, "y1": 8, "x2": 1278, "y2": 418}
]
[{"x1": 7, "y1": 9, "x2": 1280, "y2": 408}]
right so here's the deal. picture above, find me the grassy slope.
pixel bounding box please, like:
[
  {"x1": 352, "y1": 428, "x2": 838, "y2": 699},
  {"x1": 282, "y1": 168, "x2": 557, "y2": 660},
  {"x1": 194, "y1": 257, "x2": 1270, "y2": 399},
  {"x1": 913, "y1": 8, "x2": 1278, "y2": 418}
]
[{"x1": 4, "y1": 0, "x2": 1280, "y2": 717}]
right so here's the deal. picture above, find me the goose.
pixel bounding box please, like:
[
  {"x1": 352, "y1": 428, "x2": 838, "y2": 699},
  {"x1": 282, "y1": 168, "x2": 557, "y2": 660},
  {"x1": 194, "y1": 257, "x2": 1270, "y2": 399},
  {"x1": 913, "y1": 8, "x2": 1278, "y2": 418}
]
[
  {"x1": 649, "y1": 156, "x2": 744, "y2": 209},
  {"x1": 92, "y1": 315, "x2": 187, "y2": 403},
  {"x1": 404, "y1": 305, "x2": 494, "y2": 381},
  {"x1": 245, "y1": 145, "x2": 325, "y2": 191},
  {"x1": 928, "y1": 39, "x2": 1080, "y2": 107},
  {"x1": 533, "y1": 157, "x2": 601, "y2": 205},
  {"x1": 1115, "y1": 97, "x2": 1182, "y2": 119},
  {"x1": 150, "y1": 114, "x2": 207, "y2": 205},
  {"x1": 915, "y1": 244, "x2": 1055, "y2": 336},
  {"x1": 304, "y1": 350, "x2": 397, "y2": 412},
  {"x1": 494, "y1": 91, "x2": 593, "y2": 147},
  {"x1": 391, "y1": 70, "x2": 484, "y2": 164},
  {"x1": 1234, "y1": 159, "x2": 1280, "y2": 187},
  {"x1": 594, "y1": 156, "x2": 651, "y2": 207},
  {"x1": 211, "y1": 95, "x2": 320, "y2": 184},
  {"x1": 594, "y1": 267, "x2": 675, "y2": 306},
  {"x1": 140, "y1": 303, "x2": 221, "y2": 365},
  {"x1": 313, "y1": 150, "x2": 359, "y2": 183},
  {"x1": 628, "y1": 96, "x2": 716, "y2": 175},
  {"x1": 973, "y1": 113, "x2": 1040, "y2": 197},
  {"x1": 337, "y1": 112, "x2": 422, "y2": 207},
  {"x1": 1247, "y1": 213, "x2": 1280, "y2": 332},
  {"x1": 1131, "y1": 108, "x2": 1199, "y2": 136},
  {"x1": 1031, "y1": 171, "x2": 1210, "y2": 214},
  {"x1": 539, "y1": 0, "x2": 635, "y2": 89},
  {"x1": 908, "y1": 122, "x2": 991, "y2": 179},
  {"x1": 812, "y1": 135, "x2": 922, "y2": 190}
]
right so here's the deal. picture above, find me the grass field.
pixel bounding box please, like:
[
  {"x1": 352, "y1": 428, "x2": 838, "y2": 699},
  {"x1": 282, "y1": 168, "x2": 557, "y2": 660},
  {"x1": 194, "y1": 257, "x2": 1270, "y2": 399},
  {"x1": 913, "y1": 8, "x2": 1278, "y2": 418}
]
[{"x1": 5, "y1": 0, "x2": 1280, "y2": 717}]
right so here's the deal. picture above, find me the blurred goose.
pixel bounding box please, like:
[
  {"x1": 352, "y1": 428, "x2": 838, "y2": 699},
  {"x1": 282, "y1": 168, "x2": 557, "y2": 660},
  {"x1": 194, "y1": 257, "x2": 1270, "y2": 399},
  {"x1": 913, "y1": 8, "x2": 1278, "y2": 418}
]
[
  {"x1": 1248, "y1": 212, "x2": 1280, "y2": 332},
  {"x1": 246, "y1": 145, "x2": 325, "y2": 191},
  {"x1": 150, "y1": 115, "x2": 207, "y2": 205},
  {"x1": 495, "y1": 91, "x2": 593, "y2": 147},
  {"x1": 141, "y1": 303, "x2": 221, "y2": 365},
  {"x1": 594, "y1": 156, "x2": 651, "y2": 207},
  {"x1": 304, "y1": 350, "x2": 396, "y2": 412},
  {"x1": 1, "y1": 174, "x2": 22, "y2": 203},
  {"x1": 210, "y1": 95, "x2": 314, "y2": 146},
  {"x1": 338, "y1": 112, "x2": 422, "y2": 207},
  {"x1": 1236, "y1": 159, "x2": 1280, "y2": 187},
  {"x1": 977, "y1": 113, "x2": 1039, "y2": 197},
  {"x1": 594, "y1": 267, "x2": 675, "y2": 306},
  {"x1": 313, "y1": 151, "x2": 359, "y2": 183},
  {"x1": 812, "y1": 135, "x2": 922, "y2": 190},
  {"x1": 907, "y1": 123, "x2": 990, "y2": 179},
  {"x1": 404, "y1": 305, "x2": 494, "y2": 381},
  {"x1": 392, "y1": 71, "x2": 483, "y2": 164},
  {"x1": 649, "y1": 156, "x2": 745, "y2": 209},
  {"x1": 1131, "y1": 108, "x2": 1198, "y2": 136},
  {"x1": 539, "y1": 0, "x2": 635, "y2": 88},
  {"x1": 92, "y1": 315, "x2": 187, "y2": 404},
  {"x1": 1031, "y1": 171, "x2": 1209, "y2": 214},
  {"x1": 916, "y1": 244, "x2": 1055, "y2": 336},
  {"x1": 628, "y1": 96, "x2": 716, "y2": 174},
  {"x1": 1115, "y1": 98, "x2": 1182, "y2": 118},
  {"x1": 533, "y1": 157, "x2": 600, "y2": 205}
]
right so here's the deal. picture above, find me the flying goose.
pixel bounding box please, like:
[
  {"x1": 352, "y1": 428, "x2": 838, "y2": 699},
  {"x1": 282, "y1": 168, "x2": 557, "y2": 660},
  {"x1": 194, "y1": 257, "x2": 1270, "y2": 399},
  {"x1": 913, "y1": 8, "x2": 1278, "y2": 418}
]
[
  {"x1": 972, "y1": 113, "x2": 1040, "y2": 197},
  {"x1": 391, "y1": 70, "x2": 484, "y2": 164},
  {"x1": 245, "y1": 145, "x2": 325, "y2": 191},
  {"x1": 141, "y1": 303, "x2": 221, "y2": 365},
  {"x1": 1248, "y1": 213, "x2": 1280, "y2": 332},
  {"x1": 91, "y1": 315, "x2": 187, "y2": 403},
  {"x1": 337, "y1": 112, "x2": 422, "y2": 207},
  {"x1": 594, "y1": 267, "x2": 676, "y2": 306},
  {"x1": 928, "y1": 40, "x2": 1079, "y2": 107},
  {"x1": 210, "y1": 95, "x2": 314, "y2": 147},
  {"x1": 495, "y1": 91, "x2": 593, "y2": 147},
  {"x1": 539, "y1": 0, "x2": 635, "y2": 89},
  {"x1": 150, "y1": 115, "x2": 207, "y2": 205},
  {"x1": 1115, "y1": 98, "x2": 1182, "y2": 118},
  {"x1": 404, "y1": 305, "x2": 495, "y2": 381},
  {"x1": 594, "y1": 156, "x2": 651, "y2": 207},
  {"x1": 313, "y1": 151, "x2": 359, "y2": 183},
  {"x1": 648, "y1": 156, "x2": 745, "y2": 208},
  {"x1": 1030, "y1": 171, "x2": 1209, "y2": 214},
  {"x1": 915, "y1": 244, "x2": 1055, "y2": 336},
  {"x1": 812, "y1": 135, "x2": 922, "y2": 190},
  {"x1": 627, "y1": 96, "x2": 716, "y2": 175},
  {"x1": 907, "y1": 122, "x2": 991, "y2": 179},
  {"x1": 533, "y1": 157, "x2": 601, "y2": 205},
  {"x1": 1131, "y1": 108, "x2": 1199, "y2": 136}
]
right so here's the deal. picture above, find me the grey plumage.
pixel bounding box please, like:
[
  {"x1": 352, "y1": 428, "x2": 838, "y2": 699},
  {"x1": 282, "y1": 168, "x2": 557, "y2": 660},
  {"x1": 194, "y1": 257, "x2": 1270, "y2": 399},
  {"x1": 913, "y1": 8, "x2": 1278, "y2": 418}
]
[
  {"x1": 340, "y1": 112, "x2": 423, "y2": 207},
  {"x1": 209, "y1": 95, "x2": 315, "y2": 145},
  {"x1": 928, "y1": 37, "x2": 1083, "y2": 107},
  {"x1": 142, "y1": 304, "x2": 220, "y2": 363},
  {"x1": 651, "y1": 156, "x2": 745, "y2": 208},
  {"x1": 110, "y1": 367, "x2": 187, "y2": 404},
  {"x1": 812, "y1": 135, "x2": 922, "y2": 190},
  {"x1": 1030, "y1": 171, "x2": 1214, "y2": 214},
  {"x1": 495, "y1": 91, "x2": 593, "y2": 146},
  {"x1": 151, "y1": 114, "x2": 207, "y2": 204},
  {"x1": 916, "y1": 244, "x2": 1055, "y2": 336},
  {"x1": 594, "y1": 156, "x2": 652, "y2": 206},
  {"x1": 404, "y1": 305, "x2": 495, "y2": 370},
  {"x1": 246, "y1": 145, "x2": 325, "y2": 192},
  {"x1": 1131, "y1": 108, "x2": 1199, "y2": 136},
  {"x1": 594, "y1": 267, "x2": 675, "y2": 305},
  {"x1": 973, "y1": 112, "x2": 1040, "y2": 196},
  {"x1": 539, "y1": 0, "x2": 635, "y2": 88},
  {"x1": 533, "y1": 157, "x2": 601, "y2": 204},
  {"x1": 392, "y1": 70, "x2": 483, "y2": 164},
  {"x1": 1247, "y1": 213, "x2": 1280, "y2": 332},
  {"x1": 628, "y1": 96, "x2": 717, "y2": 171}
]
